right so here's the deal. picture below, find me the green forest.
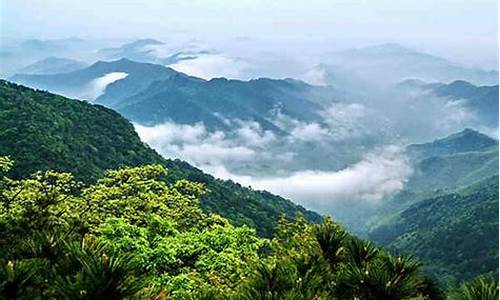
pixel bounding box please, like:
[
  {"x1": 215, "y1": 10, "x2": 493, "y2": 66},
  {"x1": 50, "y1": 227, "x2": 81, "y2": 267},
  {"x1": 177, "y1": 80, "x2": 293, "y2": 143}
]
[{"x1": 0, "y1": 81, "x2": 497, "y2": 299}]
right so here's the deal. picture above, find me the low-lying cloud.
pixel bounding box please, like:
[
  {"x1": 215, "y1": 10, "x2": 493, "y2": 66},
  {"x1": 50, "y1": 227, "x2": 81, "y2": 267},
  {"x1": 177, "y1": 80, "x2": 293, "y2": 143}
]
[
  {"x1": 206, "y1": 146, "x2": 411, "y2": 206},
  {"x1": 135, "y1": 118, "x2": 411, "y2": 209},
  {"x1": 168, "y1": 53, "x2": 250, "y2": 80},
  {"x1": 134, "y1": 120, "x2": 277, "y2": 167},
  {"x1": 82, "y1": 72, "x2": 128, "y2": 100}
]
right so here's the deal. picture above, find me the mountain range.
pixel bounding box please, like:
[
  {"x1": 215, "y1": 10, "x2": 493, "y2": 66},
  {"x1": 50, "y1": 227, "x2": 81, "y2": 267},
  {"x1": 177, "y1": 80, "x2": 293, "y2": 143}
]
[
  {"x1": 311, "y1": 43, "x2": 499, "y2": 87},
  {"x1": 10, "y1": 58, "x2": 336, "y2": 130}
]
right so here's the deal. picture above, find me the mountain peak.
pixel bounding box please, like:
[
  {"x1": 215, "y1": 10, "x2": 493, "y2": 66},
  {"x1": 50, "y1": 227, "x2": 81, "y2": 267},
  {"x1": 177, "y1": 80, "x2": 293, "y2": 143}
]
[
  {"x1": 408, "y1": 128, "x2": 497, "y2": 160},
  {"x1": 445, "y1": 128, "x2": 491, "y2": 141},
  {"x1": 446, "y1": 80, "x2": 475, "y2": 89}
]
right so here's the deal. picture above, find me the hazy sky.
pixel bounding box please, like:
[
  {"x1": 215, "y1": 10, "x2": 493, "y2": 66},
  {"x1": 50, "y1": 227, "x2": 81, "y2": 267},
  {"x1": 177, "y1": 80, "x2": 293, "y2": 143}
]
[{"x1": 1, "y1": 0, "x2": 498, "y2": 68}]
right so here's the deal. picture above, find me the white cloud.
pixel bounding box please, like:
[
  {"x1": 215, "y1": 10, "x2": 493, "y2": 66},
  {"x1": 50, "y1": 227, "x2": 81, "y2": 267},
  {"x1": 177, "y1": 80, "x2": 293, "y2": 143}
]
[
  {"x1": 168, "y1": 53, "x2": 250, "y2": 80},
  {"x1": 301, "y1": 66, "x2": 328, "y2": 86},
  {"x1": 134, "y1": 120, "x2": 276, "y2": 167},
  {"x1": 206, "y1": 145, "x2": 412, "y2": 206},
  {"x1": 82, "y1": 72, "x2": 128, "y2": 100},
  {"x1": 233, "y1": 120, "x2": 276, "y2": 147},
  {"x1": 182, "y1": 144, "x2": 256, "y2": 165},
  {"x1": 322, "y1": 103, "x2": 367, "y2": 139},
  {"x1": 273, "y1": 102, "x2": 369, "y2": 143},
  {"x1": 134, "y1": 117, "x2": 411, "y2": 213},
  {"x1": 436, "y1": 98, "x2": 477, "y2": 131},
  {"x1": 289, "y1": 122, "x2": 329, "y2": 142}
]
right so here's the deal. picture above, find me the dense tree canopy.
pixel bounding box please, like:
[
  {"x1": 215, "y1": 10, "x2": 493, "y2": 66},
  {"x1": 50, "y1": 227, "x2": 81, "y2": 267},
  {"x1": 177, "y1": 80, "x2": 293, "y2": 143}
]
[{"x1": 0, "y1": 157, "x2": 465, "y2": 299}]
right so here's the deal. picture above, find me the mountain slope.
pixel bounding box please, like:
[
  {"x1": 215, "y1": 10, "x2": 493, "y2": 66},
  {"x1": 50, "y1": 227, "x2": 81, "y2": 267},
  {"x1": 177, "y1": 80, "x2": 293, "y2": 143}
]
[
  {"x1": 369, "y1": 176, "x2": 499, "y2": 288},
  {"x1": 405, "y1": 129, "x2": 498, "y2": 190},
  {"x1": 0, "y1": 80, "x2": 321, "y2": 236},
  {"x1": 406, "y1": 128, "x2": 497, "y2": 161},
  {"x1": 431, "y1": 81, "x2": 499, "y2": 128},
  {"x1": 364, "y1": 130, "x2": 499, "y2": 288},
  {"x1": 97, "y1": 38, "x2": 165, "y2": 63}
]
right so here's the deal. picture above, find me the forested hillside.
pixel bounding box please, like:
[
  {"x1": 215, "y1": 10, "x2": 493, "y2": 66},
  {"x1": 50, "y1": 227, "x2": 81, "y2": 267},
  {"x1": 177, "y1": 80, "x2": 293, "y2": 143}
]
[
  {"x1": 370, "y1": 176, "x2": 499, "y2": 288},
  {"x1": 0, "y1": 80, "x2": 320, "y2": 236},
  {"x1": 406, "y1": 129, "x2": 498, "y2": 191}
]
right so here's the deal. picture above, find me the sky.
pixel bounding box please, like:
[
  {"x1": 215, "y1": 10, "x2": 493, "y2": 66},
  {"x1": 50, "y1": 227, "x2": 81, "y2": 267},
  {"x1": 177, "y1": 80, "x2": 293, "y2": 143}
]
[{"x1": 1, "y1": 0, "x2": 498, "y2": 69}]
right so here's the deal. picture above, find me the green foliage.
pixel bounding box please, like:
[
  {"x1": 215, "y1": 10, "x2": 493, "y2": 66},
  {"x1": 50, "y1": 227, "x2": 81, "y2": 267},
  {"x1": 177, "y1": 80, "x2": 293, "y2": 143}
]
[
  {"x1": 234, "y1": 216, "x2": 436, "y2": 300},
  {"x1": 51, "y1": 240, "x2": 145, "y2": 300},
  {"x1": 0, "y1": 160, "x2": 265, "y2": 298},
  {"x1": 0, "y1": 157, "x2": 443, "y2": 299},
  {"x1": 449, "y1": 275, "x2": 499, "y2": 300}
]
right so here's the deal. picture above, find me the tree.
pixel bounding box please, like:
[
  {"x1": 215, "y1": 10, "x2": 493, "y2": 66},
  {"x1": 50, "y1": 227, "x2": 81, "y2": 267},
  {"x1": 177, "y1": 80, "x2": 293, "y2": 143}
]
[{"x1": 449, "y1": 275, "x2": 499, "y2": 300}]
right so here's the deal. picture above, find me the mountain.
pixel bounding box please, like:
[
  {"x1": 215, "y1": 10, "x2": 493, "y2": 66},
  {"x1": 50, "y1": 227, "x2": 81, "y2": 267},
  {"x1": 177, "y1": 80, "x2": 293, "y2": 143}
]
[
  {"x1": 391, "y1": 129, "x2": 497, "y2": 210},
  {"x1": 363, "y1": 130, "x2": 499, "y2": 288},
  {"x1": 8, "y1": 58, "x2": 388, "y2": 179},
  {"x1": 341, "y1": 129, "x2": 498, "y2": 236},
  {"x1": 115, "y1": 76, "x2": 327, "y2": 129},
  {"x1": 97, "y1": 38, "x2": 165, "y2": 63},
  {"x1": 16, "y1": 56, "x2": 88, "y2": 75},
  {"x1": 314, "y1": 43, "x2": 499, "y2": 87},
  {"x1": 431, "y1": 81, "x2": 499, "y2": 128},
  {"x1": 407, "y1": 147, "x2": 498, "y2": 191},
  {"x1": 407, "y1": 128, "x2": 498, "y2": 161},
  {"x1": 10, "y1": 58, "x2": 181, "y2": 104},
  {"x1": 369, "y1": 176, "x2": 499, "y2": 288},
  {"x1": 400, "y1": 79, "x2": 499, "y2": 128},
  {"x1": 404, "y1": 129, "x2": 498, "y2": 192},
  {"x1": 0, "y1": 80, "x2": 321, "y2": 236}
]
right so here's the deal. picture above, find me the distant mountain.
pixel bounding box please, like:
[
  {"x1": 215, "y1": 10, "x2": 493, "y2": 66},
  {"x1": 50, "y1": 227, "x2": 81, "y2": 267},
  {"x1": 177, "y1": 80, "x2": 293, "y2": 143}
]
[
  {"x1": 313, "y1": 43, "x2": 498, "y2": 87},
  {"x1": 431, "y1": 81, "x2": 499, "y2": 128},
  {"x1": 397, "y1": 79, "x2": 499, "y2": 133},
  {"x1": 97, "y1": 38, "x2": 165, "y2": 63},
  {"x1": 115, "y1": 76, "x2": 327, "y2": 130},
  {"x1": 369, "y1": 176, "x2": 499, "y2": 288},
  {"x1": 17, "y1": 57, "x2": 88, "y2": 75},
  {"x1": 407, "y1": 128, "x2": 498, "y2": 161},
  {"x1": 18, "y1": 37, "x2": 88, "y2": 52},
  {"x1": 341, "y1": 129, "x2": 498, "y2": 235},
  {"x1": 397, "y1": 128, "x2": 498, "y2": 202},
  {"x1": 11, "y1": 58, "x2": 181, "y2": 103},
  {"x1": 0, "y1": 80, "x2": 321, "y2": 236},
  {"x1": 96, "y1": 38, "x2": 219, "y2": 67}
]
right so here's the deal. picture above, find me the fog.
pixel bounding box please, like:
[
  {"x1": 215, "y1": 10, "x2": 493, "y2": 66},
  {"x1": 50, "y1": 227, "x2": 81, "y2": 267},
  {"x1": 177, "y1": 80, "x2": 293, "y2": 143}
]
[{"x1": 1, "y1": 0, "x2": 498, "y2": 69}]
